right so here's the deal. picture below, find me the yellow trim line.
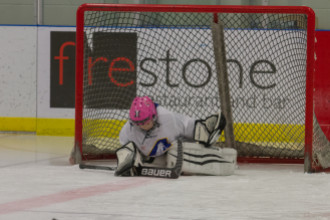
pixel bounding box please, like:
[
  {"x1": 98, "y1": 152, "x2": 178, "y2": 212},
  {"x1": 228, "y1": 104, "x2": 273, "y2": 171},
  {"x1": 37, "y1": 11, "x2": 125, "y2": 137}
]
[{"x1": 0, "y1": 117, "x2": 305, "y2": 143}]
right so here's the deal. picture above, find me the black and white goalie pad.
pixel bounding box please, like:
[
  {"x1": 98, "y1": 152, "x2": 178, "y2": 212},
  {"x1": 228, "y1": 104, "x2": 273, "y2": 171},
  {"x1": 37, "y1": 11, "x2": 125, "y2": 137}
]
[
  {"x1": 166, "y1": 141, "x2": 236, "y2": 176},
  {"x1": 194, "y1": 111, "x2": 226, "y2": 146}
]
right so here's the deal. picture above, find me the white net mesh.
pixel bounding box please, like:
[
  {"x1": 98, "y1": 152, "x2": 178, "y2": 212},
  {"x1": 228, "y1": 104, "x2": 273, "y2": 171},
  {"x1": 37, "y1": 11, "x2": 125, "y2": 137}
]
[{"x1": 75, "y1": 5, "x2": 330, "y2": 172}]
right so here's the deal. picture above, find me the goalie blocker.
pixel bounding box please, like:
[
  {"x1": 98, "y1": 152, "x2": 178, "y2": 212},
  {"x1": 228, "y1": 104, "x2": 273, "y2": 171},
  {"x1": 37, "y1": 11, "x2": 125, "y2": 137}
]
[{"x1": 115, "y1": 140, "x2": 236, "y2": 177}]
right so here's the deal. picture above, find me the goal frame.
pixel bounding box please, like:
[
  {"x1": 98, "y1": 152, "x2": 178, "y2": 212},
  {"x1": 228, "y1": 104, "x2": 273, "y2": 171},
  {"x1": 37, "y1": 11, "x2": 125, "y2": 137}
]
[{"x1": 75, "y1": 4, "x2": 316, "y2": 167}]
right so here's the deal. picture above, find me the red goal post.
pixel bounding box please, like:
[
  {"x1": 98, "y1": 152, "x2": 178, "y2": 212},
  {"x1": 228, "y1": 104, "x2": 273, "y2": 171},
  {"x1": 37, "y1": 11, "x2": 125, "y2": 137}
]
[{"x1": 74, "y1": 4, "x2": 329, "y2": 172}]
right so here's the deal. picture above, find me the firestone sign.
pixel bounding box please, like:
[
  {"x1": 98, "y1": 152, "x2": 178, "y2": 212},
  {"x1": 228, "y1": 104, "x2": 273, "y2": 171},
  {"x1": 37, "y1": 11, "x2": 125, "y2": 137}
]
[{"x1": 50, "y1": 29, "x2": 295, "y2": 123}]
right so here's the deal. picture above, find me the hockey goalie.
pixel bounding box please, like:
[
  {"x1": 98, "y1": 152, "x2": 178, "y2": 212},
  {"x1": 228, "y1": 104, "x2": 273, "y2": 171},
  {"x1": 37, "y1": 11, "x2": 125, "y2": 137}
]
[{"x1": 115, "y1": 96, "x2": 237, "y2": 177}]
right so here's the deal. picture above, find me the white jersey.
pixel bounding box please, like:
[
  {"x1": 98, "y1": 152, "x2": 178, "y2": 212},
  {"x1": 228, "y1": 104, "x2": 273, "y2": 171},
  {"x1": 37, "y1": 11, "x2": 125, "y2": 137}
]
[{"x1": 119, "y1": 105, "x2": 195, "y2": 157}]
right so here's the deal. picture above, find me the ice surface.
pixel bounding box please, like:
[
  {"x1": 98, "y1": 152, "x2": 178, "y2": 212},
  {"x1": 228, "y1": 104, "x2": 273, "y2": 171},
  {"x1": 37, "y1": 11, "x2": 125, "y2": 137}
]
[{"x1": 1, "y1": 133, "x2": 330, "y2": 220}]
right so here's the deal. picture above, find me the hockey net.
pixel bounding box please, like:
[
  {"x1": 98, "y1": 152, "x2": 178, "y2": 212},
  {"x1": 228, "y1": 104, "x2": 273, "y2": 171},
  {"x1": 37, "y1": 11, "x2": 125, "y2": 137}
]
[{"x1": 75, "y1": 4, "x2": 330, "y2": 172}]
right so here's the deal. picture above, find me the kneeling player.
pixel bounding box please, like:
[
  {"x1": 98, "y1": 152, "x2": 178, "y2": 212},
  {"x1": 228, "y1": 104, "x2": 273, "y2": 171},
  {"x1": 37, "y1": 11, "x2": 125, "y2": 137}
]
[{"x1": 116, "y1": 96, "x2": 237, "y2": 177}]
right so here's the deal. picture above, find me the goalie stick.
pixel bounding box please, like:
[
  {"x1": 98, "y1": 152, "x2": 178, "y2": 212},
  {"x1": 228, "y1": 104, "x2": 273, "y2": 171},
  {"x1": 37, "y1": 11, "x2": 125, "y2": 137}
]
[
  {"x1": 79, "y1": 163, "x2": 116, "y2": 171},
  {"x1": 79, "y1": 139, "x2": 183, "y2": 179},
  {"x1": 137, "y1": 139, "x2": 183, "y2": 178}
]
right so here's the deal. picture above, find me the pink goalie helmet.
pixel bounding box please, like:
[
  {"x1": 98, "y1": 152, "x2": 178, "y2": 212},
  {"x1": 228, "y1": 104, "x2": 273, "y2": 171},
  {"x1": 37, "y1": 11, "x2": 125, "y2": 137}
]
[{"x1": 129, "y1": 96, "x2": 157, "y2": 126}]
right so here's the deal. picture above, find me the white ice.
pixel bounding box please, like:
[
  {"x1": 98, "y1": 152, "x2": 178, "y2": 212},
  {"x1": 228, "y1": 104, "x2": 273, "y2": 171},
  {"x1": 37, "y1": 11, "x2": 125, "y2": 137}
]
[{"x1": 1, "y1": 133, "x2": 330, "y2": 220}]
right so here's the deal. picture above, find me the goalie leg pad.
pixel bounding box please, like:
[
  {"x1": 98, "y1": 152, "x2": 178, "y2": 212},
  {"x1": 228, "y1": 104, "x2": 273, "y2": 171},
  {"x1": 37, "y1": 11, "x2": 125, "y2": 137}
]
[
  {"x1": 194, "y1": 112, "x2": 226, "y2": 146},
  {"x1": 167, "y1": 142, "x2": 236, "y2": 176}
]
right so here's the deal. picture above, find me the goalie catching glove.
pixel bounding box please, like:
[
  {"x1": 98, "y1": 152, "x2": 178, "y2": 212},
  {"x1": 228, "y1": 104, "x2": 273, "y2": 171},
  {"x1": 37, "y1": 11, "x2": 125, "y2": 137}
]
[{"x1": 194, "y1": 111, "x2": 226, "y2": 146}]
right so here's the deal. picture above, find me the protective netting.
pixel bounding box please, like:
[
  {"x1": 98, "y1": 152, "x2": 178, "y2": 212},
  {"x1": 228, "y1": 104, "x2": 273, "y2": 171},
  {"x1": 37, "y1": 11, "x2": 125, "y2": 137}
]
[{"x1": 76, "y1": 5, "x2": 330, "y2": 172}]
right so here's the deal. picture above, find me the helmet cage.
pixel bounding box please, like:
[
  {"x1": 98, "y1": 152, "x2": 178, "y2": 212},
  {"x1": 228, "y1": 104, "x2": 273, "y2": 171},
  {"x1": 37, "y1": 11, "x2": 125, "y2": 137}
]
[{"x1": 130, "y1": 115, "x2": 154, "y2": 126}]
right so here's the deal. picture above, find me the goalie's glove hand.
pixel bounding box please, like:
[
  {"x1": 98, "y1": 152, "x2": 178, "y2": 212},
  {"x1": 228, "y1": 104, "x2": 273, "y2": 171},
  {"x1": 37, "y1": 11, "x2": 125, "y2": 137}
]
[{"x1": 194, "y1": 112, "x2": 226, "y2": 147}]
